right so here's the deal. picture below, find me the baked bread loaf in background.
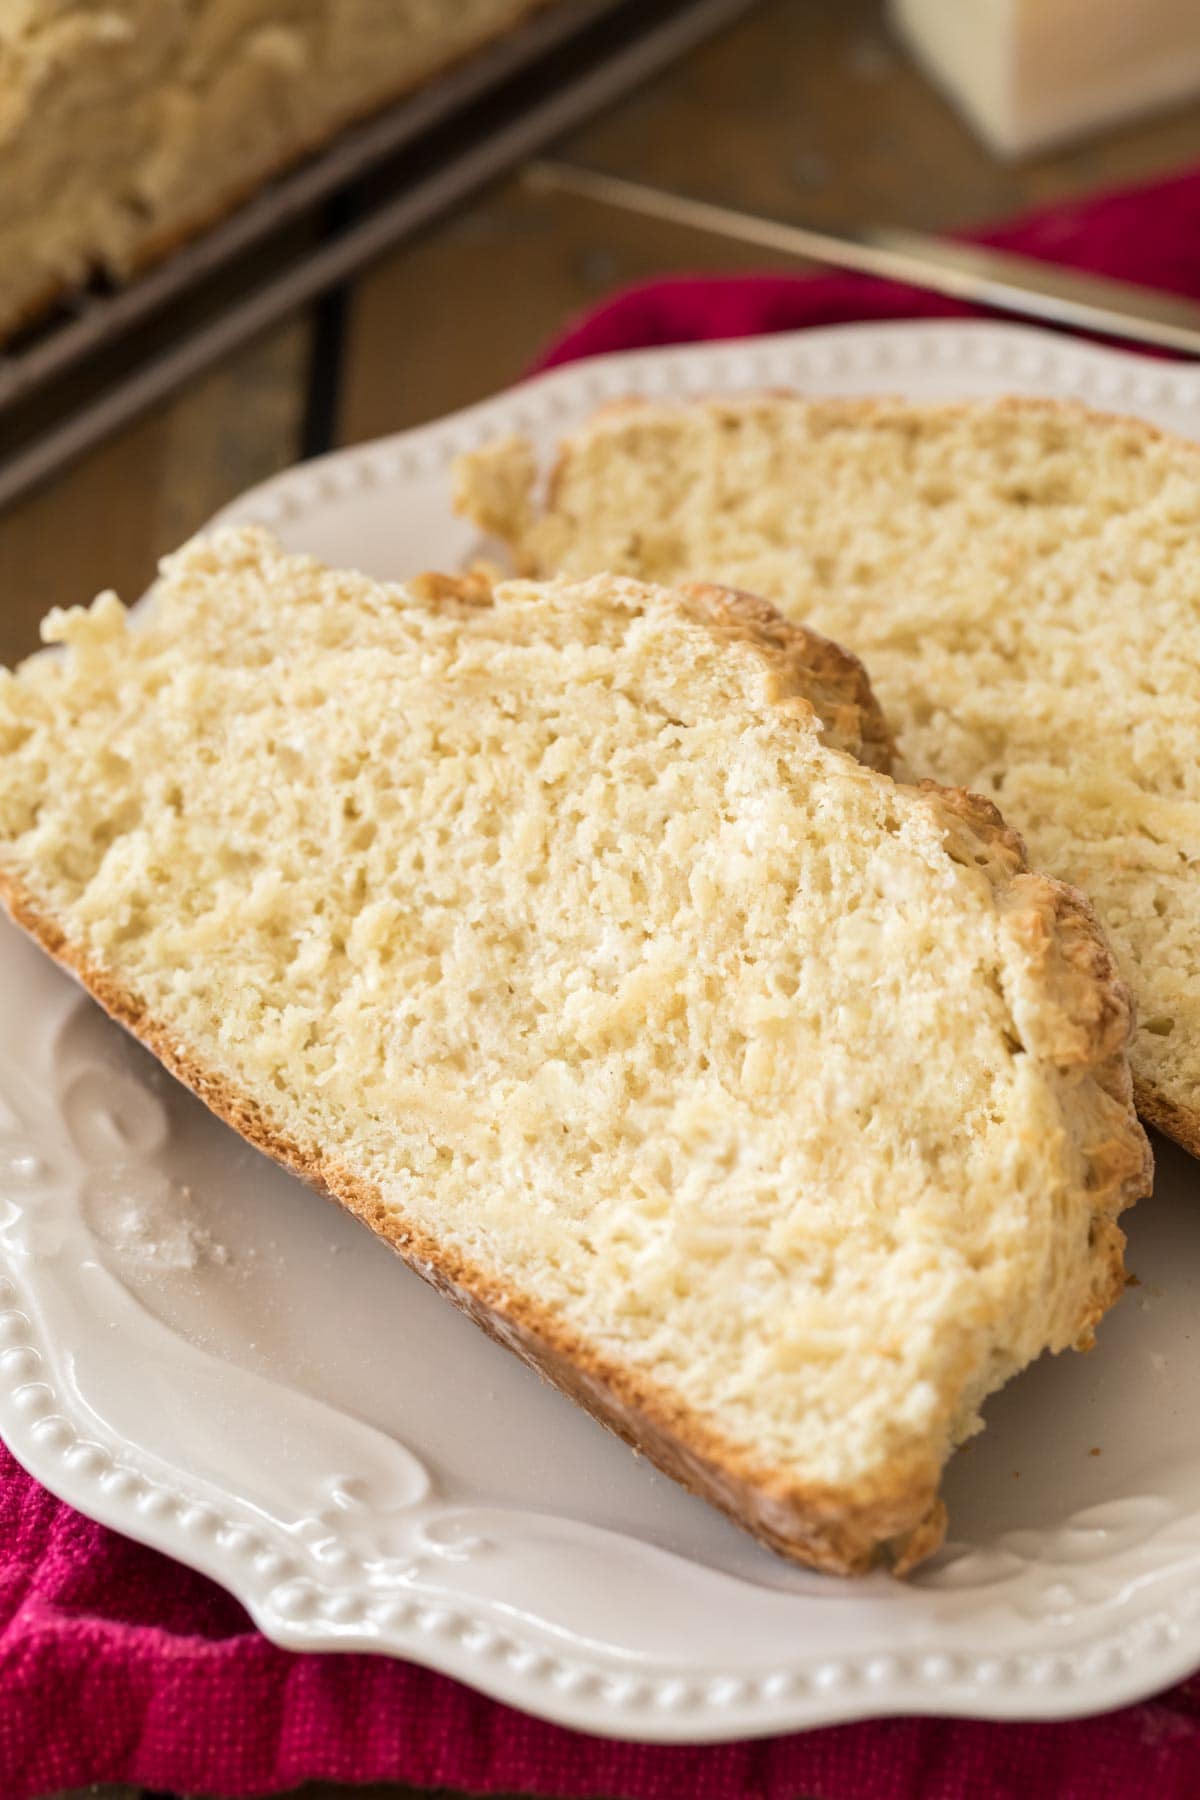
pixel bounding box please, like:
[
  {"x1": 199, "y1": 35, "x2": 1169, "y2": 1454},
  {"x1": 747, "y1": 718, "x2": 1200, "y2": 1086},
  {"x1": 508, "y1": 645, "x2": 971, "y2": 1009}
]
[
  {"x1": 456, "y1": 396, "x2": 1200, "y2": 1154},
  {"x1": 0, "y1": 528, "x2": 1149, "y2": 1573},
  {"x1": 0, "y1": 0, "x2": 550, "y2": 343}
]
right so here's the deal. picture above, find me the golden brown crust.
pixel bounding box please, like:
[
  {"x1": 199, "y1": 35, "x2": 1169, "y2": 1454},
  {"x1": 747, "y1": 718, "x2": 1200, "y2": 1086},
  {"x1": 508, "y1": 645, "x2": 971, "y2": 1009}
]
[
  {"x1": 678, "y1": 582, "x2": 896, "y2": 774},
  {"x1": 914, "y1": 782, "x2": 1028, "y2": 869},
  {"x1": 905, "y1": 780, "x2": 1151, "y2": 1352},
  {"x1": 409, "y1": 567, "x2": 500, "y2": 608},
  {"x1": 0, "y1": 270, "x2": 82, "y2": 350},
  {"x1": 1132, "y1": 1081, "x2": 1200, "y2": 1160}
]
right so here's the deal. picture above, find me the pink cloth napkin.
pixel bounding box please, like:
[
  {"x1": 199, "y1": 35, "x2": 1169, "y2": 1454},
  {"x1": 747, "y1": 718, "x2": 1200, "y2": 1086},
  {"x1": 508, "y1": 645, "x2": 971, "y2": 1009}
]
[{"x1": 4, "y1": 163, "x2": 1200, "y2": 1800}]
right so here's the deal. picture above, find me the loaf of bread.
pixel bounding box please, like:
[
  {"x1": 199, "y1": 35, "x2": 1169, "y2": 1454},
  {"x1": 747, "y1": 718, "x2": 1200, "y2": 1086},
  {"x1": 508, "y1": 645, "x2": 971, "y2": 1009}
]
[
  {"x1": 0, "y1": 0, "x2": 548, "y2": 343},
  {"x1": 0, "y1": 527, "x2": 1149, "y2": 1573},
  {"x1": 456, "y1": 395, "x2": 1200, "y2": 1154}
]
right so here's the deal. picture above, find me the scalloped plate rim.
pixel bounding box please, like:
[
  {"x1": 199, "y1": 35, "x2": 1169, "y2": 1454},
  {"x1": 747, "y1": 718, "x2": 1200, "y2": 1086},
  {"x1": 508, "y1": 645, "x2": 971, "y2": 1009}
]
[{"x1": 2, "y1": 317, "x2": 1199, "y2": 1741}]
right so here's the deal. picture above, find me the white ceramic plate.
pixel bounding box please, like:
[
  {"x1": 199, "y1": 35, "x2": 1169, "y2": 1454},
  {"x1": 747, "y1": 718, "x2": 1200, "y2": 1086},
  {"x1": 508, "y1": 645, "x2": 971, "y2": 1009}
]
[{"x1": 2, "y1": 320, "x2": 1200, "y2": 1743}]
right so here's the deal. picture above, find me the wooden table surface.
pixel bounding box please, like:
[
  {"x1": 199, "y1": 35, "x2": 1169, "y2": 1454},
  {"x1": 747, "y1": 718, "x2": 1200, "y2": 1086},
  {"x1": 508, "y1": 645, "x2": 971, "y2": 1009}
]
[{"x1": 12, "y1": 0, "x2": 1200, "y2": 1796}]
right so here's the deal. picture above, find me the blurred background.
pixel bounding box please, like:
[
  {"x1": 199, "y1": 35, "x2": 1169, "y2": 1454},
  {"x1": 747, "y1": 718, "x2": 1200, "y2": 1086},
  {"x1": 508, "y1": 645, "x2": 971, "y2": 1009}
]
[{"x1": 3, "y1": 0, "x2": 1200, "y2": 667}]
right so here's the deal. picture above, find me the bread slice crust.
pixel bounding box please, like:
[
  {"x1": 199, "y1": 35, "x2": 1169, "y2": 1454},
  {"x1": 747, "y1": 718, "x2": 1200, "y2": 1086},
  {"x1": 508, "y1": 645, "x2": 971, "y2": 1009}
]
[{"x1": 454, "y1": 393, "x2": 1200, "y2": 1158}]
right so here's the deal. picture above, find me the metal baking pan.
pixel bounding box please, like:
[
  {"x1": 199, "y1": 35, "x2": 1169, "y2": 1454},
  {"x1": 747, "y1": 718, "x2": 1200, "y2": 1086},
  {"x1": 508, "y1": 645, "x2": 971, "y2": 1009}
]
[{"x1": 0, "y1": 0, "x2": 755, "y2": 509}]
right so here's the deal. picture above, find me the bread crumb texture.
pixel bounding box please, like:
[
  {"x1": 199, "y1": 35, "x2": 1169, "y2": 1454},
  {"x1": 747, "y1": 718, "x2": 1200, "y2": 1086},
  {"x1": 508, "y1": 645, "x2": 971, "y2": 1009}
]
[
  {"x1": 0, "y1": 527, "x2": 1149, "y2": 1572},
  {"x1": 454, "y1": 397, "x2": 1200, "y2": 1152}
]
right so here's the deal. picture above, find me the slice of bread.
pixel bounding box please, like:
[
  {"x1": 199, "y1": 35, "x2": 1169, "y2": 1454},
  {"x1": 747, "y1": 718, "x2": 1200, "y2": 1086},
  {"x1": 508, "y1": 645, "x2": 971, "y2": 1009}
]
[
  {"x1": 455, "y1": 396, "x2": 1200, "y2": 1155},
  {"x1": 0, "y1": 527, "x2": 1149, "y2": 1574}
]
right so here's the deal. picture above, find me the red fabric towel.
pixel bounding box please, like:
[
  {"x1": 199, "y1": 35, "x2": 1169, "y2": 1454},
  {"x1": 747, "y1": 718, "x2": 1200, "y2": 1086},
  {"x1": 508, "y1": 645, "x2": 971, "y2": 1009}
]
[{"x1": 4, "y1": 164, "x2": 1200, "y2": 1800}]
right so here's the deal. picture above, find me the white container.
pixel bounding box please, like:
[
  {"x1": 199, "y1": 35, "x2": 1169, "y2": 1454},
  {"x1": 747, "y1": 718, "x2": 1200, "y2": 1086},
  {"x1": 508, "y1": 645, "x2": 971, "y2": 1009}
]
[{"x1": 888, "y1": 0, "x2": 1200, "y2": 158}]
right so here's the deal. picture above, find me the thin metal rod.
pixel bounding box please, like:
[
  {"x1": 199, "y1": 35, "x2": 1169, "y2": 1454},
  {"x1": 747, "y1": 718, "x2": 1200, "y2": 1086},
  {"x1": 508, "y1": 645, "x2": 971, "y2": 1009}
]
[{"x1": 526, "y1": 161, "x2": 1200, "y2": 359}]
